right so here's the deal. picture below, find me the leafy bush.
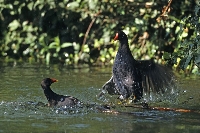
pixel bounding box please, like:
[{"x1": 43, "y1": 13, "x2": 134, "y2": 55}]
[
  {"x1": 0, "y1": 0, "x2": 199, "y2": 74},
  {"x1": 163, "y1": 4, "x2": 200, "y2": 74}
]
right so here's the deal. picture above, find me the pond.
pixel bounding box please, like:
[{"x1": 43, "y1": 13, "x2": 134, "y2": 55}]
[{"x1": 0, "y1": 62, "x2": 200, "y2": 133}]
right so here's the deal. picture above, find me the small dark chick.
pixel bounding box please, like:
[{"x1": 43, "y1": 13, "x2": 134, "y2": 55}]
[{"x1": 41, "y1": 78, "x2": 80, "y2": 107}]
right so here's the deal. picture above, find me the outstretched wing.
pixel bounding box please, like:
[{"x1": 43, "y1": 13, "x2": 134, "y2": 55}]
[{"x1": 136, "y1": 59, "x2": 175, "y2": 96}]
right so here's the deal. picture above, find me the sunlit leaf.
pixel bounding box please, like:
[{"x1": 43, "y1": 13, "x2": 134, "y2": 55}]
[
  {"x1": 54, "y1": 36, "x2": 60, "y2": 45},
  {"x1": 8, "y1": 20, "x2": 21, "y2": 31},
  {"x1": 67, "y1": 1, "x2": 79, "y2": 9},
  {"x1": 61, "y1": 43, "x2": 73, "y2": 48},
  {"x1": 56, "y1": 47, "x2": 60, "y2": 52},
  {"x1": 46, "y1": 52, "x2": 51, "y2": 64},
  {"x1": 49, "y1": 42, "x2": 57, "y2": 49},
  {"x1": 88, "y1": 0, "x2": 98, "y2": 10},
  {"x1": 27, "y1": 2, "x2": 34, "y2": 10},
  {"x1": 83, "y1": 45, "x2": 89, "y2": 53}
]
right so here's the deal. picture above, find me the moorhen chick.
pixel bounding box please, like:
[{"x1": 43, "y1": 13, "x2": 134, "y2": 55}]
[
  {"x1": 99, "y1": 31, "x2": 175, "y2": 102},
  {"x1": 41, "y1": 78, "x2": 80, "y2": 107}
]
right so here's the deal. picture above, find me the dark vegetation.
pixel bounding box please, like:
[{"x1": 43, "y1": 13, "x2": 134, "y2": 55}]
[{"x1": 0, "y1": 0, "x2": 199, "y2": 74}]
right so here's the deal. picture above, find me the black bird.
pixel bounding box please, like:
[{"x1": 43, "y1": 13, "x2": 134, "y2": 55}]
[
  {"x1": 41, "y1": 78, "x2": 80, "y2": 107},
  {"x1": 99, "y1": 31, "x2": 175, "y2": 102}
]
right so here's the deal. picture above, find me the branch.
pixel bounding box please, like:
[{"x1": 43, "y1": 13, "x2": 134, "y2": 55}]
[
  {"x1": 79, "y1": 12, "x2": 101, "y2": 58},
  {"x1": 97, "y1": 103, "x2": 200, "y2": 114},
  {"x1": 157, "y1": 0, "x2": 173, "y2": 22}
]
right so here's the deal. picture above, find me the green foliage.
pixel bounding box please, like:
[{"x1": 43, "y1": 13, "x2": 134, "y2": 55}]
[
  {"x1": 163, "y1": 5, "x2": 200, "y2": 74},
  {"x1": 0, "y1": 0, "x2": 199, "y2": 74}
]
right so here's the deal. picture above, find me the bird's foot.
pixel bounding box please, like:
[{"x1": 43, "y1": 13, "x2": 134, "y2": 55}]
[{"x1": 117, "y1": 96, "x2": 133, "y2": 105}]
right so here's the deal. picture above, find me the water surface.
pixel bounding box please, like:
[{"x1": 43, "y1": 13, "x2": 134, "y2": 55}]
[{"x1": 0, "y1": 62, "x2": 200, "y2": 133}]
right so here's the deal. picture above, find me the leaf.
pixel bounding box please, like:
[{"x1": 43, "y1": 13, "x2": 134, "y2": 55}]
[
  {"x1": 67, "y1": 1, "x2": 79, "y2": 9},
  {"x1": 88, "y1": 0, "x2": 98, "y2": 10},
  {"x1": 56, "y1": 47, "x2": 60, "y2": 52},
  {"x1": 46, "y1": 52, "x2": 51, "y2": 64},
  {"x1": 54, "y1": 36, "x2": 60, "y2": 45},
  {"x1": 184, "y1": 54, "x2": 193, "y2": 69},
  {"x1": 61, "y1": 43, "x2": 73, "y2": 48},
  {"x1": 27, "y1": 2, "x2": 34, "y2": 10},
  {"x1": 163, "y1": 52, "x2": 171, "y2": 59},
  {"x1": 83, "y1": 45, "x2": 90, "y2": 53},
  {"x1": 49, "y1": 42, "x2": 57, "y2": 49},
  {"x1": 8, "y1": 20, "x2": 21, "y2": 31}
]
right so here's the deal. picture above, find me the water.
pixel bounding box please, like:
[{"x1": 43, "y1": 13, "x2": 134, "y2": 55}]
[{"x1": 0, "y1": 62, "x2": 200, "y2": 133}]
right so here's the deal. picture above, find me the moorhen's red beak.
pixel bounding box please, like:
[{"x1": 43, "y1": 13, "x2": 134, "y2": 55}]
[
  {"x1": 113, "y1": 33, "x2": 119, "y2": 41},
  {"x1": 50, "y1": 78, "x2": 58, "y2": 83}
]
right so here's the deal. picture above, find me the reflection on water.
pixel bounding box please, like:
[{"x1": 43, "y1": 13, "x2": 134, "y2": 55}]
[{"x1": 0, "y1": 62, "x2": 200, "y2": 132}]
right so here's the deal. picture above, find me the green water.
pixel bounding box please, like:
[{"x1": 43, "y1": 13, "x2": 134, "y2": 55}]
[{"x1": 0, "y1": 62, "x2": 200, "y2": 133}]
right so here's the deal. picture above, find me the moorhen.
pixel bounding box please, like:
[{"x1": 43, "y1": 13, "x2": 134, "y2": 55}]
[
  {"x1": 41, "y1": 78, "x2": 80, "y2": 107},
  {"x1": 99, "y1": 31, "x2": 175, "y2": 102}
]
